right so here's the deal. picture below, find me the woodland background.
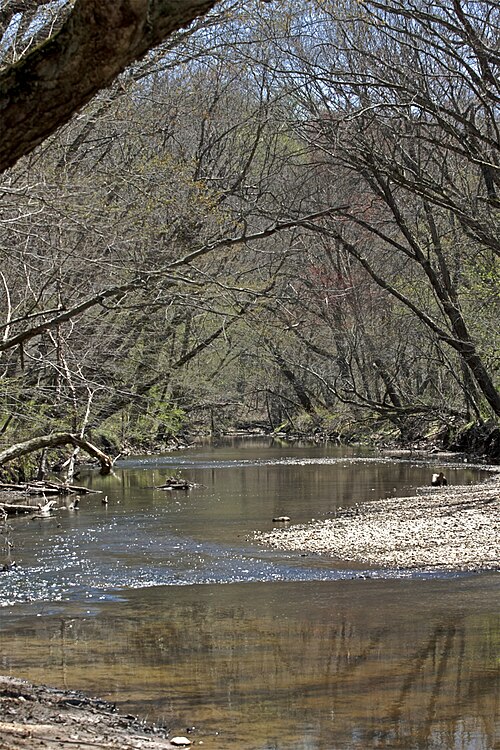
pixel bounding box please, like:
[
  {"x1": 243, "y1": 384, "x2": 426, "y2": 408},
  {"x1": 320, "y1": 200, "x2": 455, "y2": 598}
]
[{"x1": 0, "y1": 0, "x2": 499, "y2": 472}]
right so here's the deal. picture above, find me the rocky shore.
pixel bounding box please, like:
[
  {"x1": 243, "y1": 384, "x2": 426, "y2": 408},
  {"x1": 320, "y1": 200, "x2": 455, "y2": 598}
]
[
  {"x1": 0, "y1": 677, "x2": 190, "y2": 750},
  {"x1": 255, "y1": 473, "x2": 500, "y2": 572}
]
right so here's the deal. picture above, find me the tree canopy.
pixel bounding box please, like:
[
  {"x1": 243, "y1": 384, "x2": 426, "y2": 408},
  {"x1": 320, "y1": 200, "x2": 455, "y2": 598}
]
[{"x1": 0, "y1": 0, "x2": 498, "y2": 470}]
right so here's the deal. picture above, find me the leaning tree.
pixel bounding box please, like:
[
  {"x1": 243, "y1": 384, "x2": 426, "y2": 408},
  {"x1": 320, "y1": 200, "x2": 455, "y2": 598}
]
[{"x1": 0, "y1": 0, "x2": 231, "y2": 173}]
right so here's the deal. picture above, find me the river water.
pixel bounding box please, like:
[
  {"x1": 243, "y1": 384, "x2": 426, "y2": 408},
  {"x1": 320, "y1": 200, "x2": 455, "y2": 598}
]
[{"x1": 0, "y1": 438, "x2": 498, "y2": 749}]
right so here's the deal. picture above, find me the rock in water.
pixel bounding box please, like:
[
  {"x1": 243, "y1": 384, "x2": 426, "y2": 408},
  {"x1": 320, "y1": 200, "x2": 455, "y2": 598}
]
[{"x1": 170, "y1": 737, "x2": 192, "y2": 747}]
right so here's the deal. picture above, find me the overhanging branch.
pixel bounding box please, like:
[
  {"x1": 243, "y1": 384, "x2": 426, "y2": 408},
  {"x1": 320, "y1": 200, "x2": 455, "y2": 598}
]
[
  {"x1": 0, "y1": 0, "x2": 220, "y2": 173},
  {"x1": 0, "y1": 432, "x2": 113, "y2": 474}
]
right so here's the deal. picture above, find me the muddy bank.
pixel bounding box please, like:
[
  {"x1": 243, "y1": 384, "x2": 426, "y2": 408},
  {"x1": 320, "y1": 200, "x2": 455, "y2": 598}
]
[
  {"x1": 254, "y1": 474, "x2": 500, "y2": 572},
  {"x1": 0, "y1": 676, "x2": 188, "y2": 750}
]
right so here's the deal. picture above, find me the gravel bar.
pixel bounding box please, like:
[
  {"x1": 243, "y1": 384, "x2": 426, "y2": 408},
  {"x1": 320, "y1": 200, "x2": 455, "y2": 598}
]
[{"x1": 254, "y1": 474, "x2": 500, "y2": 572}]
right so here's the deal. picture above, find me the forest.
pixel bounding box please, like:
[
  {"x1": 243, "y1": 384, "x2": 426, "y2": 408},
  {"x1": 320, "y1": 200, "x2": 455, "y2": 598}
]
[{"x1": 0, "y1": 0, "x2": 499, "y2": 475}]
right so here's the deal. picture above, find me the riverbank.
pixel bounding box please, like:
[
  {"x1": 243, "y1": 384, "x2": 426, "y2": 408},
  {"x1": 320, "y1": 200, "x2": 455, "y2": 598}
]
[
  {"x1": 254, "y1": 473, "x2": 500, "y2": 571},
  {"x1": 0, "y1": 676, "x2": 189, "y2": 750}
]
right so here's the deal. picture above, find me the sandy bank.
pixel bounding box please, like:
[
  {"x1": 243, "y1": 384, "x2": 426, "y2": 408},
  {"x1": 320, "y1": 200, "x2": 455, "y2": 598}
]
[{"x1": 254, "y1": 474, "x2": 500, "y2": 572}]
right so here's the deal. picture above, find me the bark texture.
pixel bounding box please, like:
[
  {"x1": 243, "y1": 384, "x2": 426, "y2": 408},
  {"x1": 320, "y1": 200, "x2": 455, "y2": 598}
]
[{"x1": 0, "y1": 0, "x2": 219, "y2": 173}]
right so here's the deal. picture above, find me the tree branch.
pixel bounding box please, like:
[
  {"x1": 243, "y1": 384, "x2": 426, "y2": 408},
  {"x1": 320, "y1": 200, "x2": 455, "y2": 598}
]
[
  {"x1": 0, "y1": 432, "x2": 113, "y2": 473},
  {"x1": 0, "y1": 278, "x2": 145, "y2": 353},
  {"x1": 0, "y1": 0, "x2": 220, "y2": 173}
]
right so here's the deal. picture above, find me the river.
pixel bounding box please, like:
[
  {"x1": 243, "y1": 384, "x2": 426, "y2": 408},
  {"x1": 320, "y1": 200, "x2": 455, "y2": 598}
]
[{"x1": 0, "y1": 438, "x2": 498, "y2": 749}]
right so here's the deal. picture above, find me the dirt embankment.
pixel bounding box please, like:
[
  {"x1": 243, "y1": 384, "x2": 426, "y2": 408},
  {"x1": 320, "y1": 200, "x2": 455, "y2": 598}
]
[
  {"x1": 0, "y1": 676, "x2": 189, "y2": 750},
  {"x1": 255, "y1": 473, "x2": 500, "y2": 571}
]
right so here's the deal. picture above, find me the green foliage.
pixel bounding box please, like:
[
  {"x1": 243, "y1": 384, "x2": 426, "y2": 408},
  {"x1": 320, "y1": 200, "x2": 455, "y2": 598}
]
[{"x1": 101, "y1": 400, "x2": 187, "y2": 452}]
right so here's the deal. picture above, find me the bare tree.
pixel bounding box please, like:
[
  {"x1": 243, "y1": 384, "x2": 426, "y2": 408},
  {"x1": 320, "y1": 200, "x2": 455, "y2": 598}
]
[{"x1": 261, "y1": 0, "x2": 500, "y2": 417}]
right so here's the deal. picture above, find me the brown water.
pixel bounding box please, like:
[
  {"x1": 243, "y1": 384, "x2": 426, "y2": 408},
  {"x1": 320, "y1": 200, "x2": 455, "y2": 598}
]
[{"x1": 0, "y1": 438, "x2": 498, "y2": 749}]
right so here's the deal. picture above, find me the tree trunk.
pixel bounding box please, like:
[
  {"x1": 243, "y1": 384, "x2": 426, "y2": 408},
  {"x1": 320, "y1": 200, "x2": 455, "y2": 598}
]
[
  {"x1": 272, "y1": 350, "x2": 315, "y2": 414},
  {"x1": 0, "y1": 0, "x2": 220, "y2": 173},
  {"x1": 0, "y1": 433, "x2": 113, "y2": 475}
]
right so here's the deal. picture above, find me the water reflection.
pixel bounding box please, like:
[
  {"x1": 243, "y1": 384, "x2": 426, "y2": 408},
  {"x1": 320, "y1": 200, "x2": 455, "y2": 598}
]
[
  {"x1": 1, "y1": 578, "x2": 498, "y2": 750},
  {"x1": 0, "y1": 439, "x2": 498, "y2": 749}
]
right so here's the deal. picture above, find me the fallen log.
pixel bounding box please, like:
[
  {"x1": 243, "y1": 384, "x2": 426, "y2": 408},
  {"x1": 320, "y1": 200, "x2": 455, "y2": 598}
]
[
  {"x1": 0, "y1": 481, "x2": 100, "y2": 495},
  {"x1": 0, "y1": 432, "x2": 113, "y2": 474},
  {"x1": 43, "y1": 481, "x2": 98, "y2": 494},
  {"x1": 0, "y1": 500, "x2": 57, "y2": 515},
  {"x1": 0, "y1": 503, "x2": 38, "y2": 514},
  {"x1": 26, "y1": 487, "x2": 62, "y2": 495}
]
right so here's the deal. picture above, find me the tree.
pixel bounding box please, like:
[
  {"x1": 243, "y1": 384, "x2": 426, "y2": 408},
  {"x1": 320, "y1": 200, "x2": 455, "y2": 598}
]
[
  {"x1": 1, "y1": 0, "x2": 498, "y2": 466},
  {"x1": 0, "y1": 0, "x2": 229, "y2": 173},
  {"x1": 1, "y1": 26, "x2": 317, "y2": 456},
  {"x1": 259, "y1": 0, "x2": 500, "y2": 418}
]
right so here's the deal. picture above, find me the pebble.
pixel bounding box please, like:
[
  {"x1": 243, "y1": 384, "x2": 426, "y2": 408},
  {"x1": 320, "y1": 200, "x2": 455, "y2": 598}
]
[
  {"x1": 171, "y1": 738, "x2": 192, "y2": 747},
  {"x1": 255, "y1": 477, "x2": 500, "y2": 571}
]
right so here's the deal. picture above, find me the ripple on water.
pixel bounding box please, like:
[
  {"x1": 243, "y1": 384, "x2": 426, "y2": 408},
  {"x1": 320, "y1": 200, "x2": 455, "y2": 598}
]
[{"x1": 1, "y1": 540, "x2": 473, "y2": 608}]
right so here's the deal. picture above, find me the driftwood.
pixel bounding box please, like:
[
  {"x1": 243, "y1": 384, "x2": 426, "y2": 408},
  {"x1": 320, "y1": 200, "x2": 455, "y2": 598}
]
[
  {"x1": 27, "y1": 480, "x2": 97, "y2": 495},
  {"x1": 0, "y1": 499, "x2": 57, "y2": 516},
  {"x1": 0, "y1": 432, "x2": 113, "y2": 474},
  {"x1": 156, "y1": 477, "x2": 193, "y2": 491},
  {"x1": 0, "y1": 503, "x2": 38, "y2": 514},
  {"x1": 0, "y1": 481, "x2": 99, "y2": 496}
]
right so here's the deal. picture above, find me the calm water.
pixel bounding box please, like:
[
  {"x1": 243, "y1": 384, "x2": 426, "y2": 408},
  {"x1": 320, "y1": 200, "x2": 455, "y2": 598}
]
[{"x1": 0, "y1": 438, "x2": 498, "y2": 749}]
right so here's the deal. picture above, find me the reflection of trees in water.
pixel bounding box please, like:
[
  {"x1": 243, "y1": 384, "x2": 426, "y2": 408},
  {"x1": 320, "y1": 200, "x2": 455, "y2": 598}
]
[
  {"x1": 357, "y1": 619, "x2": 498, "y2": 749},
  {"x1": 377, "y1": 621, "x2": 458, "y2": 747},
  {"x1": 125, "y1": 609, "x2": 499, "y2": 748},
  {"x1": 79, "y1": 607, "x2": 500, "y2": 744},
  {"x1": 1, "y1": 604, "x2": 497, "y2": 748}
]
